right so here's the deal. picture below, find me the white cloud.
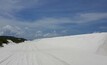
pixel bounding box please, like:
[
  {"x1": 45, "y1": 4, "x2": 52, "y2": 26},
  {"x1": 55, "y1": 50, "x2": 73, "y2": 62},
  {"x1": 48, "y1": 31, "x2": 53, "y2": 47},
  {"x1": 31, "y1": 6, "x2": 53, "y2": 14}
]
[
  {"x1": 0, "y1": 13, "x2": 107, "y2": 28},
  {"x1": 1, "y1": 1, "x2": 107, "y2": 39},
  {"x1": 30, "y1": 13, "x2": 107, "y2": 28},
  {"x1": 99, "y1": 26, "x2": 107, "y2": 30},
  {"x1": 0, "y1": 12, "x2": 107, "y2": 39},
  {"x1": 0, "y1": 0, "x2": 41, "y2": 18},
  {"x1": 0, "y1": 0, "x2": 107, "y2": 24},
  {"x1": 74, "y1": 13, "x2": 107, "y2": 23}
]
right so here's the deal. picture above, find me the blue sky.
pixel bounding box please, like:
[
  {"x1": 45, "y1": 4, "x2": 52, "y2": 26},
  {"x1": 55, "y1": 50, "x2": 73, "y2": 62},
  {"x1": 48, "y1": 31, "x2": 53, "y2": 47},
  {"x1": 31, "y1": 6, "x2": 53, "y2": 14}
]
[{"x1": 0, "y1": 0, "x2": 107, "y2": 39}]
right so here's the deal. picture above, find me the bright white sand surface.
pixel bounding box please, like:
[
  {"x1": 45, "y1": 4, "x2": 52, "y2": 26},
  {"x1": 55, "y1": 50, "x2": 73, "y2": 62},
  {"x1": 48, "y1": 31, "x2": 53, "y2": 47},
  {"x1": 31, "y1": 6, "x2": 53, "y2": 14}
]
[{"x1": 0, "y1": 32, "x2": 107, "y2": 65}]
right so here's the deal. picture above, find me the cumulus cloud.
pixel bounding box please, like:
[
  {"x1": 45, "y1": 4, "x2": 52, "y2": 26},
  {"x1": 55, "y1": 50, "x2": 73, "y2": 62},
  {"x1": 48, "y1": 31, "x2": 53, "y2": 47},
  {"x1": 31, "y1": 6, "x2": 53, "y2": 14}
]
[
  {"x1": 0, "y1": 0, "x2": 107, "y2": 39},
  {"x1": 0, "y1": 12, "x2": 107, "y2": 39}
]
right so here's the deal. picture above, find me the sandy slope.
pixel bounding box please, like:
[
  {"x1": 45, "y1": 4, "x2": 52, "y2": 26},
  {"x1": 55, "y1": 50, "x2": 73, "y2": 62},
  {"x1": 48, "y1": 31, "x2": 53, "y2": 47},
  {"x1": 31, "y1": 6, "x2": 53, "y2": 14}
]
[{"x1": 0, "y1": 32, "x2": 107, "y2": 65}]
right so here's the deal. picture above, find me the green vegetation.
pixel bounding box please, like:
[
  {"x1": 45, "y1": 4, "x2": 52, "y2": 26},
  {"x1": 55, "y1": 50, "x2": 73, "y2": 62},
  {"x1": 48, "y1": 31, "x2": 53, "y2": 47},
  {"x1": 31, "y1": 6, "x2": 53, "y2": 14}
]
[{"x1": 0, "y1": 36, "x2": 26, "y2": 47}]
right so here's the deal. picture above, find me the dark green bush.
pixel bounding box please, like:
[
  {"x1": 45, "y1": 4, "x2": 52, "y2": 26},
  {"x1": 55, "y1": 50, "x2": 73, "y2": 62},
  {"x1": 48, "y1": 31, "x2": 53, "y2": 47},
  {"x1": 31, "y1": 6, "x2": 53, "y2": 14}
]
[{"x1": 0, "y1": 36, "x2": 26, "y2": 47}]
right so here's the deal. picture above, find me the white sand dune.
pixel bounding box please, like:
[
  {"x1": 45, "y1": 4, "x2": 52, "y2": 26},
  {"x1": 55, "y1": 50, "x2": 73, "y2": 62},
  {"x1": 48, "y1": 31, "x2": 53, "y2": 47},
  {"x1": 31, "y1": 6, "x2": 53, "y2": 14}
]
[{"x1": 0, "y1": 32, "x2": 107, "y2": 65}]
